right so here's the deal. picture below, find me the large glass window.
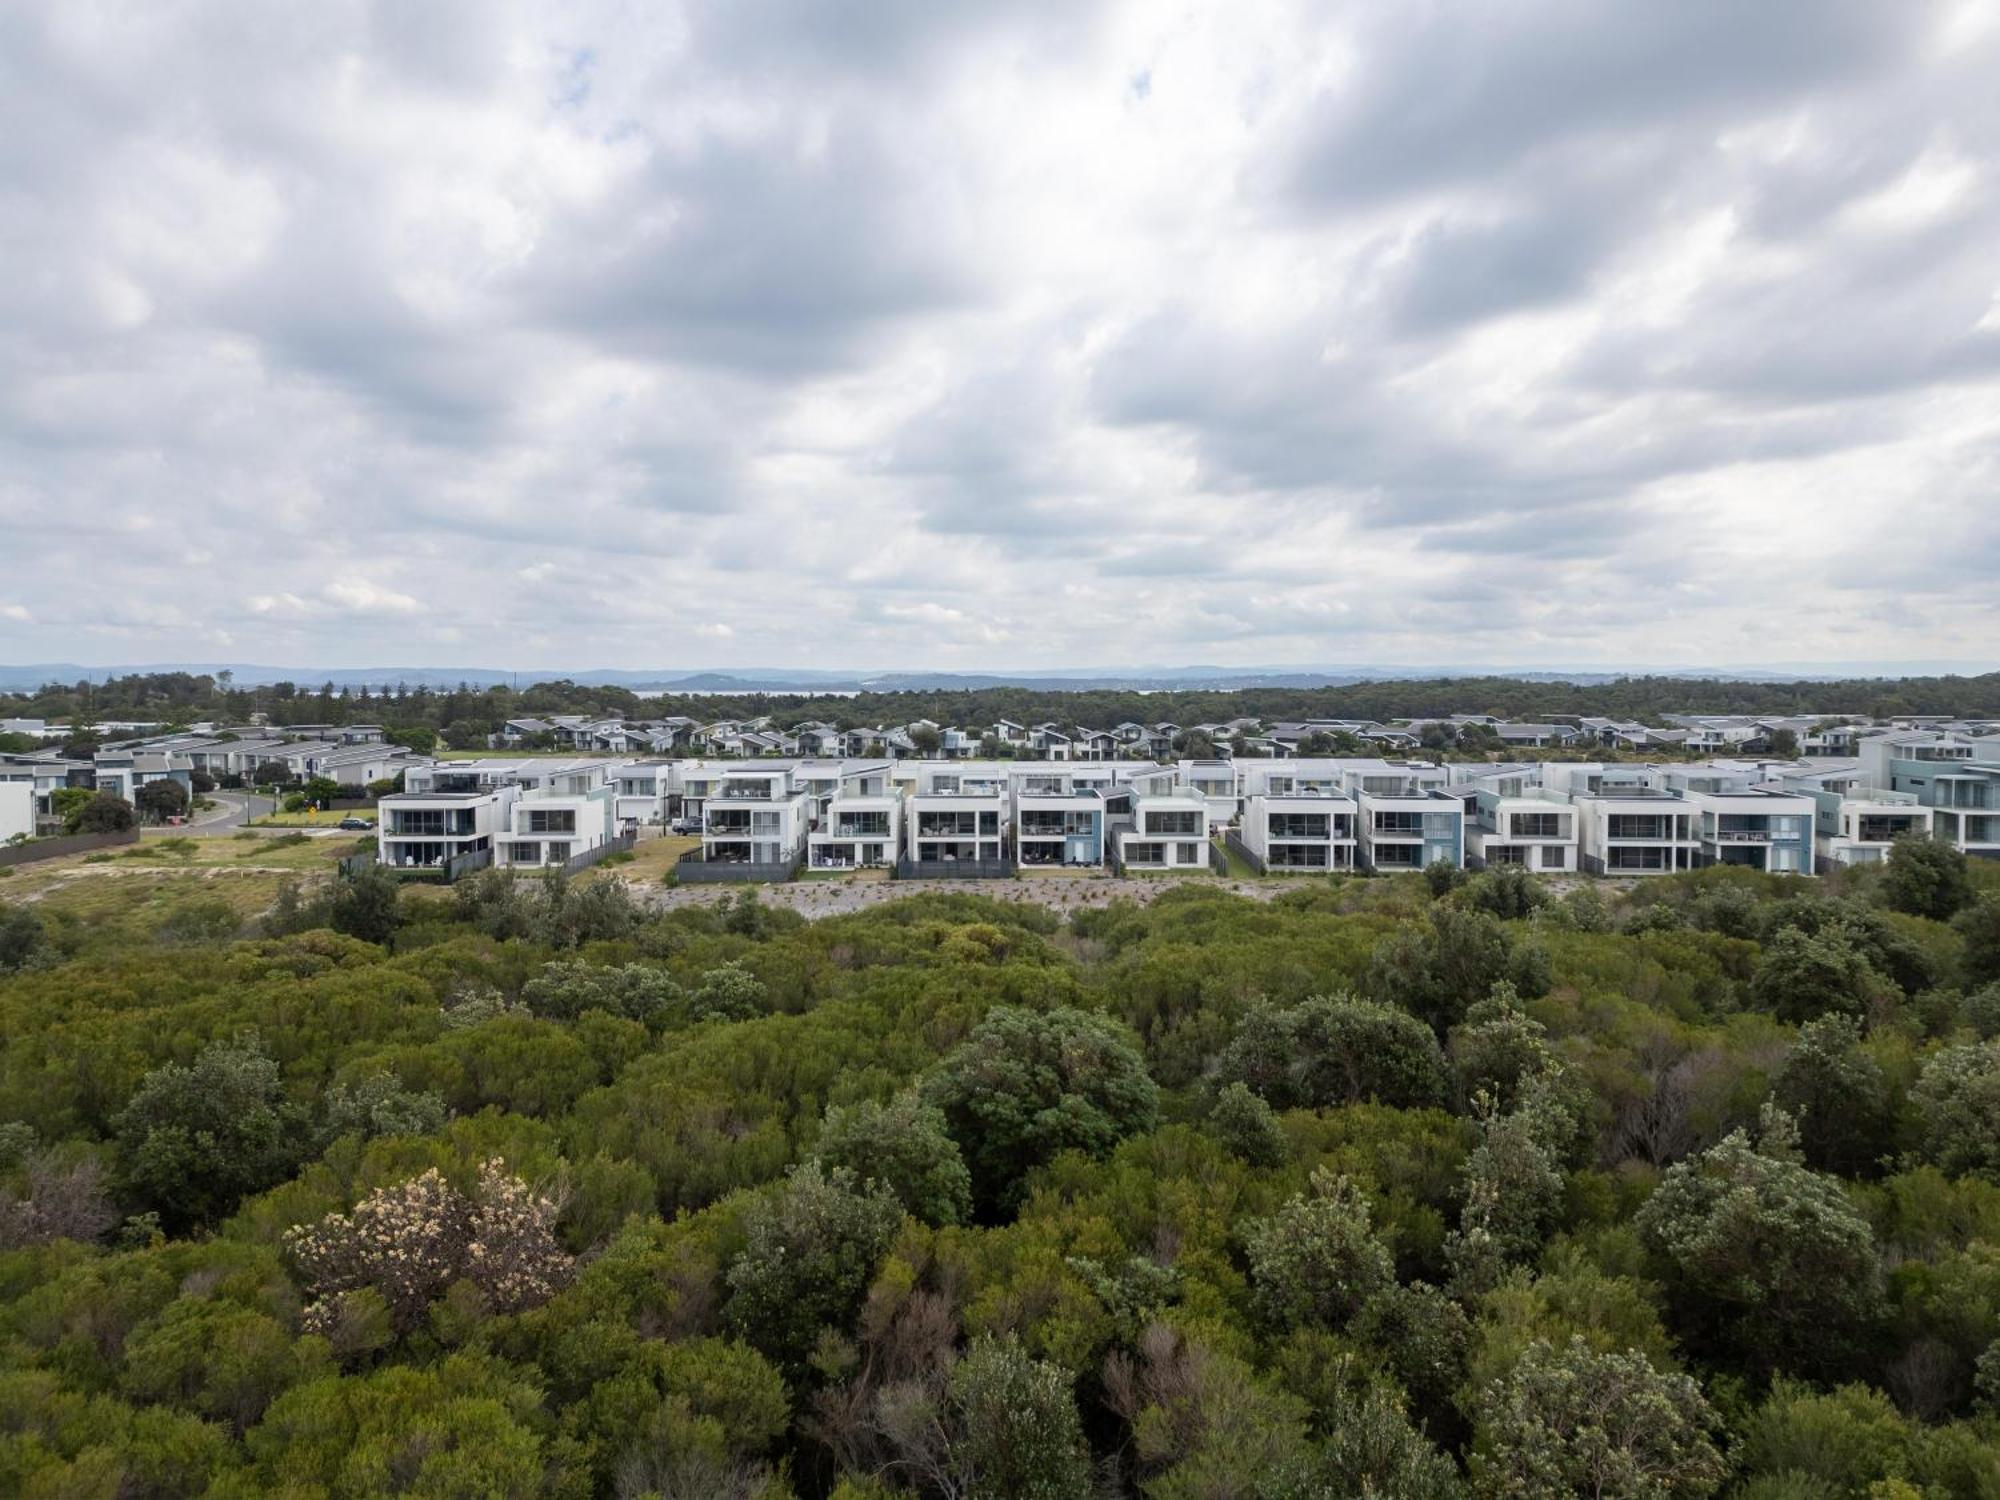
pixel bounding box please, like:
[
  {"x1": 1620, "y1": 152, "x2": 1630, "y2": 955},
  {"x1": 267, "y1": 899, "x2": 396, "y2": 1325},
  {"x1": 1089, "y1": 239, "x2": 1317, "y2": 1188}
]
[{"x1": 1607, "y1": 814, "x2": 1671, "y2": 840}]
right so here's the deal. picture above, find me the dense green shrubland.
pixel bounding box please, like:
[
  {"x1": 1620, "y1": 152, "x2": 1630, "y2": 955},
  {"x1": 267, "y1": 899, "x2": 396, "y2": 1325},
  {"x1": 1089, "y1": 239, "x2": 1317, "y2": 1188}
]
[{"x1": 4, "y1": 856, "x2": 2000, "y2": 1496}]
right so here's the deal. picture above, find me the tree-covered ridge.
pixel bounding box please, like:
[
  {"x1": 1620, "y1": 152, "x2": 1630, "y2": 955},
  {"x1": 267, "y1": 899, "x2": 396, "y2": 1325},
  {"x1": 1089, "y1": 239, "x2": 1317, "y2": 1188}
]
[
  {"x1": 4, "y1": 854, "x2": 2000, "y2": 1496},
  {"x1": 7, "y1": 667, "x2": 2000, "y2": 738}
]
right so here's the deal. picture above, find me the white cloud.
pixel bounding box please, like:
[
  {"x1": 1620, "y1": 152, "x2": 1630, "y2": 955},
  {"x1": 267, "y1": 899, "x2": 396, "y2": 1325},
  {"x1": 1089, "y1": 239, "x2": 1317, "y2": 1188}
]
[{"x1": 0, "y1": 0, "x2": 1995, "y2": 671}]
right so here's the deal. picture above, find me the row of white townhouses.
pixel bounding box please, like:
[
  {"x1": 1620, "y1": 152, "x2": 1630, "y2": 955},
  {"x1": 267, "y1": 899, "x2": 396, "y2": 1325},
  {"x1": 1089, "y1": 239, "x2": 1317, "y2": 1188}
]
[{"x1": 367, "y1": 729, "x2": 1999, "y2": 879}]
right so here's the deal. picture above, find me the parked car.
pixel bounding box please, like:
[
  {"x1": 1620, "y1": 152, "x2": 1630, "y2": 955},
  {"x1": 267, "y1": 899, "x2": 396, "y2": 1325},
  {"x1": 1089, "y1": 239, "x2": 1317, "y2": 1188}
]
[
  {"x1": 671, "y1": 817, "x2": 701, "y2": 835},
  {"x1": 337, "y1": 816, "x2": 375, "y2": 830}
]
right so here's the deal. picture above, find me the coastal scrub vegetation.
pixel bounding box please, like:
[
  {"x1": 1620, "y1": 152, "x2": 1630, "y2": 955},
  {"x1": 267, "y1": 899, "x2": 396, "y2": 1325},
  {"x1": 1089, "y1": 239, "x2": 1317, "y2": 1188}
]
[{"x1": 5, "y1": 853, "x2": 2000, "y2": 1495}]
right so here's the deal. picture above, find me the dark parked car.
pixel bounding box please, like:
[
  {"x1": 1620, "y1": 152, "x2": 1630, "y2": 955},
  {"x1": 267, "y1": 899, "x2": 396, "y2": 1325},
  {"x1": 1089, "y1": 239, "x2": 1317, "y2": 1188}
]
[{"x1": 337, "y1": 816, "x2": 375, "y2": 830}]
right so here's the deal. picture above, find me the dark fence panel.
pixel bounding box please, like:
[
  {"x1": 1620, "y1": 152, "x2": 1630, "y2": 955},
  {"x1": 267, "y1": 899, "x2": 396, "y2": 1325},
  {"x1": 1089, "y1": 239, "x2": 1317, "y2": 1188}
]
[
  {"x1": 443, "y1": 847, "x2": 493, "y2": 882},
  {"x1": 1222, "y1": 829, "x2": 1266, "y2": 874},
  {"x1": 676, "y1": 847, "x2": 804, "y2": 884},
  {"x1": 337, "y1": 849, "x2": 378, "y2": 879},
  {"x1": 563, "y1": 832, "x2": 635, "y2": 875},
  {"x1": 892, "y1": 855, "x2": 1017, "y2": 880},
  {"x1": 0, "y1": 829, "x2": 141, "y2": 867}
]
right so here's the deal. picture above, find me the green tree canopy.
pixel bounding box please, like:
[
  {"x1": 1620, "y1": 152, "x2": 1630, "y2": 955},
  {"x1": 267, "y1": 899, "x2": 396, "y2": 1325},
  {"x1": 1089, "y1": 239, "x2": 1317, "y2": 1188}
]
[{"x1": 922, "y1": 1005, "x2": 1159, "y2": 1216}]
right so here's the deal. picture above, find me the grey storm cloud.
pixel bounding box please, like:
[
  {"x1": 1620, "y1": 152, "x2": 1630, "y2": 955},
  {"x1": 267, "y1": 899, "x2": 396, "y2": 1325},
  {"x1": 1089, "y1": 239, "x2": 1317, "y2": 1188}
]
[{"x1": 0, "y1": 0, "x2": 1996, "y2": 670}]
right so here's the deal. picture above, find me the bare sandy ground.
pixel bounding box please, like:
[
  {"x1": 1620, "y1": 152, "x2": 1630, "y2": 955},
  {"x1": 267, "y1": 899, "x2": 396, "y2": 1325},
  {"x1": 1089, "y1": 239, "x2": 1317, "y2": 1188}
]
[{"x1": 628, "y1": 872, "x2": 1295, "y2": 919}]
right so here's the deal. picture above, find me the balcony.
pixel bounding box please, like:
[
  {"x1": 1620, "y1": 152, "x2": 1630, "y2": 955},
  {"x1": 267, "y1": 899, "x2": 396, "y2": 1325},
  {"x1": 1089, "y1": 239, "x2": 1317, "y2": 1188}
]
[
  {"x1": 1605, "y1": 817, "x2": 1674, "y2": 841},
  {"x1": 385, "y1": 812, "x2": 477, "y2": 838},
  {"x1": 1268, "y1": 816, "x2": 1332, "y2": 839},
  {"x1": 1855, "y1": 817, "x2": 1923, "y2": 843},
  {"x1": 1021, "y1": 815, "x2": 1098, "y2": 836},
  {"x1": 918, "y1": 813, "x2": 998, "y2": 839}
]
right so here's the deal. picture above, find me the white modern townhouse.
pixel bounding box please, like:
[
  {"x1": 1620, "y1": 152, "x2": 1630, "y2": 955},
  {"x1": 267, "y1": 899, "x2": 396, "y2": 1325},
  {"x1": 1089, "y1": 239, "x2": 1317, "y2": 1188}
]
[
  {"x1": 699, "y1": 765, "x2": 810, "y2": 869},
  {"x1": 1779, "y1": 764, "x2": 1932, "y2": 871},
  {"x1": 1459, "y1": 770, "x2": 1581, "y2": 873},
  {"x1": 1856, "y1": 732, "x2": 2000, "y2": 859},
  {"x1": 1175, "y1": 760, "x2": 1242, "y2": 827},
  {"x1": 1542, "y1": 764, "x2": 1697, "y2": 875},
  {"x1": 903, "y1": 764, "x2": 1009, "y2": 871},
  {"x1": 1011, "y1": 767, "x2": 1108, "y2": 868},
  {"x1": 612, "y1": 762, "x2": 674, "y2": 830},
  {"x1": 1114, "y1": 775, "x2": 1212, "y2": 872},
  {"x1": 494, "y1": 761, "x2": 621, "y2": 870},
  {"x1": 1238, "y1": 788, "x2": 1358, "y2": 873},
  {"x1": 1120, "y1": 792, "x2": 1208, "y2": 876},
  {"x1": 379, "y1": 765, "x2": 516, "y2": 871},
  {"x1": 0, "y1": 753, "x2": 87, "y2": 830},
  {"x1": 0, "y1": 779, "x2": 35, "y2": 842},
  {"x1": 808, "y1": 764, "x2": 901, "y2": 870},
  {"x1": 1652, "y1": 767, "x2": 1817, "y2": 875},
  {"x1": 1347, "y1": 763, "x2": 1464, "y2": 871}
]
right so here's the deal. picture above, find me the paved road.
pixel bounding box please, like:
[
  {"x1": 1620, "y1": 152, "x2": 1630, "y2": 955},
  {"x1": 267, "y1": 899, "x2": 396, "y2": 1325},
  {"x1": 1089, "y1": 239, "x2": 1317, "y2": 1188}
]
[{"x1": 181, "y1": 791, "x2": 278, "y2": 834}]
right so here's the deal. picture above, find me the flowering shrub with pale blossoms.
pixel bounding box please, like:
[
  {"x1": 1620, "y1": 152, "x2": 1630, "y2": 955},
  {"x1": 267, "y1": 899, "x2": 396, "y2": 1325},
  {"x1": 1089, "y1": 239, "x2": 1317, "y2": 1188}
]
[{"x1": 286, "y1": 1158, "x2": 572, "y2": 1335}]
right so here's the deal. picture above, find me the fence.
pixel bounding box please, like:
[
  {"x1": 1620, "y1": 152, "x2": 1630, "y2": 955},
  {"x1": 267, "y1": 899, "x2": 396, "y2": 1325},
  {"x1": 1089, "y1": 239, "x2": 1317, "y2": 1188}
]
[
  {"x1": 675, "y1": 847, "x2": 805, "y2": 884},
  {"x1": 355, "y1": 846, "x2": 492, "y2": 883},
  {"x1": 562, "y1": 832, "x2": 635, "y2": 875},
  {"x1": 0, "y1": 829, "x2": 141, "y2": 867},
  {"x1": 1222, "y1": 829, "x2": 1266, "y2": 875},
  {"x1": 892, "y1": 855, "x2": 1017, "y2": 880},
  {"x1": 1208, "y1": 838, "x2": 1230, "y2": 876},
  {"x1": 443, "y1": 847, "x2": 493, "y2": 882}
]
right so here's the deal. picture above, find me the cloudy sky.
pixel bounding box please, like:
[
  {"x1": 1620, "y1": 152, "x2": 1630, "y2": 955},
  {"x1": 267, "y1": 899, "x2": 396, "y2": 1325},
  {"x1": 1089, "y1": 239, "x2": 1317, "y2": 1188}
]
[{"x1": 4, "y1": 1, "x2": 1998, "y2": 673}]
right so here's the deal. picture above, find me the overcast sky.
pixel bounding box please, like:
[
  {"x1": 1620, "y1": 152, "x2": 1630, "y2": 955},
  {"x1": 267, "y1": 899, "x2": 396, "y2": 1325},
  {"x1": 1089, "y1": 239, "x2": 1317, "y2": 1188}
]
[{"x1": 4, "y1": 1, "x2": 1998, "y2": 673}]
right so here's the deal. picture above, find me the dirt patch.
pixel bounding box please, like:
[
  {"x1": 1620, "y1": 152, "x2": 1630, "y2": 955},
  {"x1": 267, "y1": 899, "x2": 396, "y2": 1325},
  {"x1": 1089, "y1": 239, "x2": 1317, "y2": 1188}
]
[{"x1": 628, "y1": 872, "x2": 1298, "y2": 919}]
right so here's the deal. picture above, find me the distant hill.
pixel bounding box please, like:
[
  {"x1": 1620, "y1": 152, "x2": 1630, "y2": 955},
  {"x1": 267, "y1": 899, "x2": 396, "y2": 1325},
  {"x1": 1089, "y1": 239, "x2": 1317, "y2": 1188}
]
[{"x1": 5, "y1": 659, "x2": 1996, "y2": 694}]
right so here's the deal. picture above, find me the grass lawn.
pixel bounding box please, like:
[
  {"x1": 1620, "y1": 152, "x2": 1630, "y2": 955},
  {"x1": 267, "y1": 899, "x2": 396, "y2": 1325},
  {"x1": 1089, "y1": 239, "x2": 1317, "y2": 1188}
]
[
  {"x1": 1212, "y1": 837, "x2": 1263, "y2": 880},
  {"x1": 248, "y1": 806, "x2": 376, "y2": 828},
  {"x1": 7, "y1": 830, "x2": 371, "y2": 957},
  {"x1": 579, "y1": 833, "x2": 700, "y2": 885}
]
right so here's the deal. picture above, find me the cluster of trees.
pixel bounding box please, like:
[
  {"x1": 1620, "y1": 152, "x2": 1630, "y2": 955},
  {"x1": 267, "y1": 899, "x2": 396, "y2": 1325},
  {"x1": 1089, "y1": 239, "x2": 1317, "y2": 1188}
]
[
  {"x1": 5, "y1": 845, "x2": 2000, "y2": 1494},
  {"x1": 9, "y1": 670, "x2": 1999, "y2": 746}
]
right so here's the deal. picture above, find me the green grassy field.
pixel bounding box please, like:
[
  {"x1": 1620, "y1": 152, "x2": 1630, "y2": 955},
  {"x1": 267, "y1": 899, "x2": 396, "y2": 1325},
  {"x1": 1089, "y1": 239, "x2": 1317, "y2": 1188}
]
[
  {"x1": 4, "y1": 828, "x2": 370, "y2": 956},
  {"x1": 248, "y1": 808, "x2": 376, "y2": 828}
]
